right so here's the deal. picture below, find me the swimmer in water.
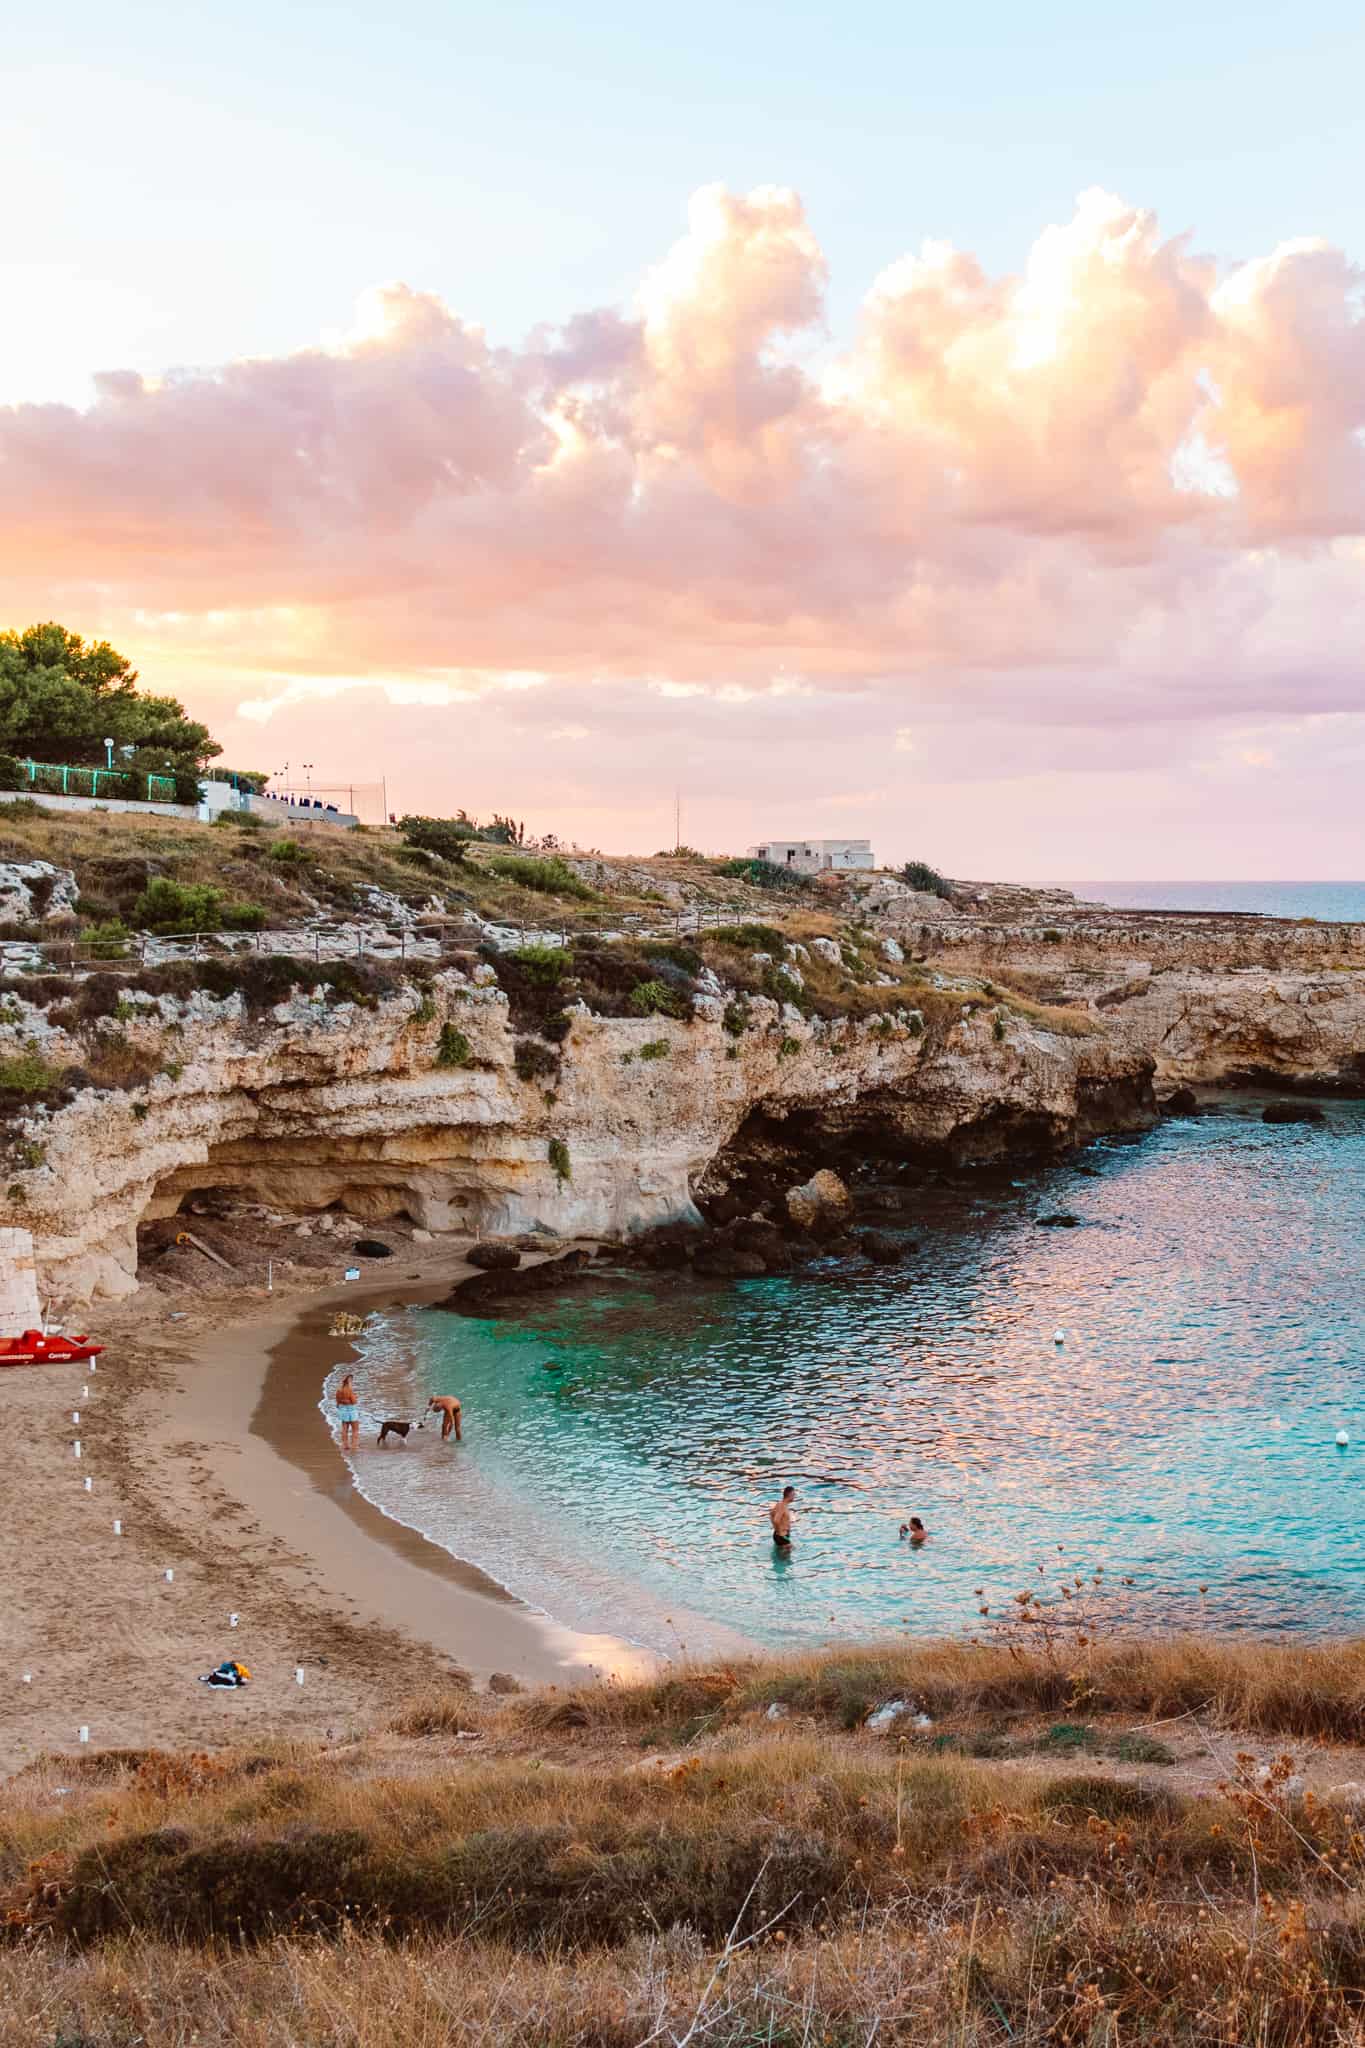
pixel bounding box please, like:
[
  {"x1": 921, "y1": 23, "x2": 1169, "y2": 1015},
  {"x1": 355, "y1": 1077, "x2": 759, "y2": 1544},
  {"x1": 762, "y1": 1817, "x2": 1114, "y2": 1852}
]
[
  {"x1": 769, "y1": 1485, "x2": 796, "y2": 1549},
  {"x1": 899, "y1": 1517, "x2": 928, "y2": 1546}
]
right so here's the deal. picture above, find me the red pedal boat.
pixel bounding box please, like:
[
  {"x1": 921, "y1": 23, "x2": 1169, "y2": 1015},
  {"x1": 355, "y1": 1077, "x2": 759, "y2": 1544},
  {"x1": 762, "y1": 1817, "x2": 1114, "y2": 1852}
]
[{"x1": 0, "y1": 1329, "x2": 104, "y2": 1366}]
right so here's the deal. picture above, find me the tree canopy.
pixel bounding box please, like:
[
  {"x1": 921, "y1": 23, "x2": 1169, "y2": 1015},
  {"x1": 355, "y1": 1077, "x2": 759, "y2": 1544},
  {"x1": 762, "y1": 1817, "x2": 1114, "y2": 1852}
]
[{"x1": 0, "y1": 623, "x2": 220, "y2": 770}]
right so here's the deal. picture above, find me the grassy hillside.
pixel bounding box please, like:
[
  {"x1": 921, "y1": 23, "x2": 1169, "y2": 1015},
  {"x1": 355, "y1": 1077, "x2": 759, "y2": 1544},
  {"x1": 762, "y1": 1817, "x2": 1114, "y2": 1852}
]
[{"x1": 5, "y1": 1637, "x2": 1365, "y2": 2044}]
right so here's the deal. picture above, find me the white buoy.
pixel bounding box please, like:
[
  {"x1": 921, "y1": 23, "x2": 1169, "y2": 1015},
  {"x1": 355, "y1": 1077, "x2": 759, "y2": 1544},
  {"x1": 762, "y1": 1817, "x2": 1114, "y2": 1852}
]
[
  {"x1": 1337, "y1": 1430, "x2": 1350, "y2": 1447},
  {"x1": 229, "y1": 1612, "x2": 239, "y2": 1629},
  {"x1": 72, "y1": 1440, "x2": 81, "y2": 1459},
  {"x1": 21, "y1": 1673, "x2": 31, "y2": 1685},
  {"x1": 89, "y1": 1360, "x2": 96, "y2": 1372},
  {"x1": 295, "y1": 1666, "x2": 305, "y2": 1686},
  {"x1": 72, "y1": 1410, "x2": 79, "y2": 1425},
  {"x1": 1053, "y1": 1329, "x2": 1065, "y2": 1346},
  {"x1": 113, "y1": 1520, "x2": 122, "y2": 1536},
  {"x1": 164, "y1": 1568, "x2": 174, "y2": 1583},
  {"x1": 83, "y1": 1476, "x2": 92, "y2": 1492},
  {"x1": 78, "y1": 1726, "x2": 89, "y2": 1744}
]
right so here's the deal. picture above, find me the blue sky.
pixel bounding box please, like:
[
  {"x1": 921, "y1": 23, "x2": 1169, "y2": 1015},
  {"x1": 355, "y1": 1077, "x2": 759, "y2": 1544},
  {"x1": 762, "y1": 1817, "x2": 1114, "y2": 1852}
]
[{"x1": 8, "y1": 0, "x2": 1364, "y2": 400}]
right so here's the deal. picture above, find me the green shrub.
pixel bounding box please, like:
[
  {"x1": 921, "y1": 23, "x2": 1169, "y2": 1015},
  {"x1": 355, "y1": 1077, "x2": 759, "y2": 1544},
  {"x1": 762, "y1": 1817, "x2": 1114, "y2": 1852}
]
[
  {"x1": 514, "y1": 1038, "x2": 560, "y2": 1082},
  {"x1": 435, "y1": 1025, "x2": 473, "y2": 1068},
  {"x1": 132, "y1": 877, "x2": 264, "y2": 934},
  {"x1": 268, "y1": 837, "x2": 306, "y2": 864},
  {"x1": 548, "y1": 1136, "x2": 572, "y2": 1183},
  {"x1": 907, "y1": 1011, "x2": 924, "y2": 1037},
  {"x1": 778, "y1": 1036, "x2": 801, "y2": 1058},
  {"x1": 993, "y1": 1014, "x2": 1006, "y2": 1041},
  {"x1": 722, "y1": 999, "x2": 751, "y2": 1038},
  {"x1": 0, "y1": 753, "x2": 26, "y2": 792},
  {"x1": 1042, "y1": 927, "x2": 1063, "y2": 943},
  {"x1": 707, "y1": 923, "x2": 785, "y2": 954},
  {"x1": 715, "y1": 856, "x2": 811, "y2": 894},
  {"x1": 511, "y1": 942, "x2": 570, "y2": 987},
  {"x1": 83, "y1": 919, "x2": 132, "y2": 960},
  {"x1": 398, "y1": 815, "x2": 474, "y2": 864},
  {"x1": 639, "y1": 1039, "x2": 671, "y2": 1061},
  {"x1": 627, "y1": 979, "x2": 680, "y2": 1018},
  {"x1": 13, "y1": 1138, "x2": 46, "y2": 1168},
  {"x1": 131, "y1": 1100, "x2": 149, "y2": 1120},
  {"x1": 486, "y1": 855, "x2": 597, "y2": 901},
  {"x1": 0, "y1": 1050, "x2": 61, "y2": 1093},
  {"x1": 413, "y1": 993, "x2": 437, "y2": 1024},
  {"x1": 900, "y1": 860, "x2": 953, "y2": 899}
]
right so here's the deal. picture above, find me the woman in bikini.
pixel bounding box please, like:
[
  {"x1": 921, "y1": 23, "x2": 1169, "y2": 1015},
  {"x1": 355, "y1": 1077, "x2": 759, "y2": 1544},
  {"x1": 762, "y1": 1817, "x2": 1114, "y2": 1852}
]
[{"x1": 336, "y1": 1372, "x2": 361, "y2": 1453}]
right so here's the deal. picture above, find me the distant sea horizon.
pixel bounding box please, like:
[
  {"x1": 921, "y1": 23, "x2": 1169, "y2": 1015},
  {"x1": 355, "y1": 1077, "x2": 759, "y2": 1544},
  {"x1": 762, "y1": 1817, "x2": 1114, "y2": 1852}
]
[{"x1": 1054, "y1": 880, "x2": 1365, "y2": 923}]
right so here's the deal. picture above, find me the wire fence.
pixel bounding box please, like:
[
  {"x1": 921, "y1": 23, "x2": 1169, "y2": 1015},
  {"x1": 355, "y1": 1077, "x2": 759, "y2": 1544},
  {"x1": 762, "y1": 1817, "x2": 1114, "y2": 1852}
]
[
  {"x1": 0, "y1": 901, "x2": 762, "y2": 979},
  {"x1": 8, "y1": 760, "x2": 179, "y2": 803}
]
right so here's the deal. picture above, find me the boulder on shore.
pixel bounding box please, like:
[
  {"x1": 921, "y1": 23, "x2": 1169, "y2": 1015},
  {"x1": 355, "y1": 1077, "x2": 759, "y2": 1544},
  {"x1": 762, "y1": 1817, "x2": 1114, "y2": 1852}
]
[
  {"x1": 694, "y1": 1246, "x2": 768, "y2": 1278},
  {"x1": 860, "y1": 1229, "x2": 906, "y2": 1265},
  {"x1": 1159, "y1": 1087, "x2": 1200, "y2": 1116},
  {"x1": 786, "y1": 1168, "x2": 855, "y2": 1236},
  {"x1": 1037, "y1": 1212, "x2": 1081, "y2": 1229},
  {"x1": 466, "y1": 1242, "x2": 522, "y2": 1270},
  {"x1": 352, "y1": 1238, "x2": 393, "y2": 1258},
  {"x1": 1263, "y1": 1101, "x2": 1325, "y2": 1125},
  {"x1": 442, "y1": 1248, "x2": 591, "y2": 1313}
]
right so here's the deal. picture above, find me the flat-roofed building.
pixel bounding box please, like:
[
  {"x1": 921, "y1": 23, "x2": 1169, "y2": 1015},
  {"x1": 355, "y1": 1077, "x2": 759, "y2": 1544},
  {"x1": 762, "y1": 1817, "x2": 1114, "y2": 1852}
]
[{"x1": 748, "y1": 836, "x2": 874, "y2": 874}]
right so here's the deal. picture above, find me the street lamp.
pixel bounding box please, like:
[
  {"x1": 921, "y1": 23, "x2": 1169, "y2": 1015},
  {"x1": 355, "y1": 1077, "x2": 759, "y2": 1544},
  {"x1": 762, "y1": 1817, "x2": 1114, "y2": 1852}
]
[
  {"x1": 302, "y1": 761, "x2": 315, "y2": 795},
  {"x1": 103, "y1": 737, "x2": 114, "y2": 771}
]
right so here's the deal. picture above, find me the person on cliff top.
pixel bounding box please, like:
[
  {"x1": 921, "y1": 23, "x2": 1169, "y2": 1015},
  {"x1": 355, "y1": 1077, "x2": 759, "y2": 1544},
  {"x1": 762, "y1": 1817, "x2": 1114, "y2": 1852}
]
[
  {"x1": 336, "y1": 1373, "x2": 360, "y2": 1454},
  {"x1": 427, "y1": 1394, "x2": 463, "y2": 1442},
  {"x1": 769, "y1": 1485, "x2": 796, "y2": 1549}
]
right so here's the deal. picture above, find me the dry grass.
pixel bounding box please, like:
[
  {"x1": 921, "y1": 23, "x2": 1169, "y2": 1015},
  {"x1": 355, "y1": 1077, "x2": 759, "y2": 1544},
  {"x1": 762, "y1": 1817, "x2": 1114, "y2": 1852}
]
[{"x1": 8, "y1": 1639, "x2": 1365, "y2": 2041}]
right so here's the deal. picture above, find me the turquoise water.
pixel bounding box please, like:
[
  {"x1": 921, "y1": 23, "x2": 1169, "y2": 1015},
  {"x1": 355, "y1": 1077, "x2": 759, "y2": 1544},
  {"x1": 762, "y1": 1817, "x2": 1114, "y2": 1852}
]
[
  {"x1": 339, "y1": 1100, "x2": 1365, "y2": 1654},
  {"x1": 1061, "y1": 880, "x2": 1365, "y2": 921}
]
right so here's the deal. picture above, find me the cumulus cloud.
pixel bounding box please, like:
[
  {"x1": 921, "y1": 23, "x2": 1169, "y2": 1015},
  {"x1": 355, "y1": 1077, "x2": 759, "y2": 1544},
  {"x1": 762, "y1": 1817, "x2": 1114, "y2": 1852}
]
[{"x1": 1, "y1": 183, "x2": 1362, "y2": 867}]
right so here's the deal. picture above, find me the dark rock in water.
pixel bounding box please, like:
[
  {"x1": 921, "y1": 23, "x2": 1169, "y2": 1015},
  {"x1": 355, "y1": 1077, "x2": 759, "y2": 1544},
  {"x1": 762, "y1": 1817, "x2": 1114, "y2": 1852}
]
[
  {"x1": 1159, "y1": 1087, "x2": 1200, "y2": 1117},
  {"x1": 694, "y1": 1246, "x2": 768, "y2": 1278},
  {"x1": 442, "y1": 1248, "x2": 592, "y2": 1313},
  {"x1": 1037, "y1": 1212, "x2": 1081, "y2": 1228},
  {"x1": 863, "y1": 1189, "x2": 904, "y2": 1213},
  {"x1": 704, "y1": 1191, "x2": 746, "y2": 1226},
  {"x1": 732, "y1": 1219, "x2": 791, "y2": 1265},
  {"x1": 467, "y1": 1242, "x2": 522, "y2": 1270},
  {"x1": 1073, "y1": 1164, "x2": 1102, "y2": 1177},
  {"x1": 352, "y1": 1239, "x2": 393, "y2": 1258},
  {"x1": 1263, "y1": 1101, "x2": 1325, "y2": 1125},
  {"x1": 860, "y1": 1229, "x2": 905, "y2": 1265}
]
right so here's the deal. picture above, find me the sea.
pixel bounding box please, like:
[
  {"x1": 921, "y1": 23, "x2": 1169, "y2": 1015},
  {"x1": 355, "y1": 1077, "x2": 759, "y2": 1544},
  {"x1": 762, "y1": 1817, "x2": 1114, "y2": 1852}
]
[
  {"x1": 1061, "y1": 880, "x2": 1365, "y2": 923},
  {"x1": 328, "y1": 880, "x2": 1365, "y2": 1656}
]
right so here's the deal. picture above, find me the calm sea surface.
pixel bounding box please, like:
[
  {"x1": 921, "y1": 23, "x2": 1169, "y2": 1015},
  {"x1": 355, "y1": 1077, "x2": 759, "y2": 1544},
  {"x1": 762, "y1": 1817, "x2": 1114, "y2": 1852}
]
[
  {"x1": 336, "y1": 1100, "x2": 1365, "y2": 1654},
  {"x1": 1061, "y1": 880, "x2": 1365, "y2": 921}
]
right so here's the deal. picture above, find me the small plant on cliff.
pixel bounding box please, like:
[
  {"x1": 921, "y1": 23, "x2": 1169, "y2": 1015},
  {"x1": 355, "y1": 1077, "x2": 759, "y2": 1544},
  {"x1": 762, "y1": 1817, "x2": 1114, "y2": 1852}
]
[
  {"x1": 512, "y1": 942, "x2": 570, "y2": 986},
  {"x1": 639, "y1": 1039, "x2": 671, "y2": 1061},
  {"x1": 413, "y1": 993, "x2": 437, "y2": 1024},
  {"x1": 900, "y1": 859, "x2": 953, "y2": 899},
  {"x1": 83, "y1": 919, "x2": 132, "y2": 960},
  {"x1": 487, "y1": 855, "x2": 598, "y2": 901},
  {"x1": 708, "y1": 923, "x2": 786, "y2": 955},
  {"x1": 132, "y1": 877, "x2": 265, "y2": 934},
  {"x1": 715, "y1": 856, "x2": 812, "y2": 894},
  {"x1": 514, "y1": 1037, "x2": 559, "y2": 1082},
  {"x1": 627, "y1": 979, "x2": 682, "y2": 1018},
  {"x1": 131, "y1": 1100, "x2": 149, "y2": 1120},
  {"x1": 778, "y1": 1036, "x2": 801, "y2": 1058},
  {"x1": 0, "y1": 1049, "x2": 60, "y2": 1094},
  {"x1": 268, "y1": 836, "x2": 307, "y2": 864},
  {"x1": 993, "y1": 1013, "x2": 1007, "y2": 1042},
  {"x1": 14, "y1": 1139, "x2": 45, "y2": 1168},
  {"x1": 435, "y1": 1025, "x2": 473, "y2": 1068},
  {"x1": 548, "y1": 1136, "x2": 571, "y2": 1183},
  {"x1": 1042, "y1": 928, "x2": 1063, "y2": 943},
  {"x1": 397, "y1": 815, "x2": 473, "y2": 864},
  {"x1": 722, "y1": 998, "x2": 751, "y2": 1038}
]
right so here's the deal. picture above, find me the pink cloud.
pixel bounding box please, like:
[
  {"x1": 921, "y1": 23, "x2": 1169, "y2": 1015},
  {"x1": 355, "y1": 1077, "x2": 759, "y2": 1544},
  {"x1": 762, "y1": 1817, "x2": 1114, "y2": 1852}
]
[{"x1": 0, "y1": 184, "x2": 1363, "y2": 871}]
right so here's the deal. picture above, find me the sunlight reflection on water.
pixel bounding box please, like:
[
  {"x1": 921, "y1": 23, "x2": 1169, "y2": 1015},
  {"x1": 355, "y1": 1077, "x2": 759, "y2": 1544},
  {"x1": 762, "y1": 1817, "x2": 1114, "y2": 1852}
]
[{"x1": 337, "y1": 1102, "x2": 1365, "y2": 1653}]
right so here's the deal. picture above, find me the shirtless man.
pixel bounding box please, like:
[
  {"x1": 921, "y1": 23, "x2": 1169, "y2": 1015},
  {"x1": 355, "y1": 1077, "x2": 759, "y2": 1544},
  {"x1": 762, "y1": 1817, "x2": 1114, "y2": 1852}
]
[
  {"x1": 426, "y1": 1394, "x2": 463, "y2": 1442},
  {"x1": 768, "y1": 1485, "x2": 796, "y2": 1549}
]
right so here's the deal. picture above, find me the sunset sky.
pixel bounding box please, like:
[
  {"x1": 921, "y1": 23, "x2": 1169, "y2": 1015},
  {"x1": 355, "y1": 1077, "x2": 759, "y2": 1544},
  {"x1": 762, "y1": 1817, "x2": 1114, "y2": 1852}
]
[{"x1": 5, "y1": 0, "x2": 1364, "y2": 876}]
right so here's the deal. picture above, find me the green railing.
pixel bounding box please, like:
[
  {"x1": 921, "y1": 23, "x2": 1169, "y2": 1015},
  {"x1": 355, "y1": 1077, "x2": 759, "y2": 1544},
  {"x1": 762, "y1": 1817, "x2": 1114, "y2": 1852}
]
[{"x1": 19, "y1": 760, "x2": 179, "y2": 803}]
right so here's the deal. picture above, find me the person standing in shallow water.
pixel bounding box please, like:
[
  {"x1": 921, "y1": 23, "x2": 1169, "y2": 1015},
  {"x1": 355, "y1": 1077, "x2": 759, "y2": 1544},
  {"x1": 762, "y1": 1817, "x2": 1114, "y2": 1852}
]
[
  {"x1": 427, "y1": 1394, "x2": 463, "y2": 1442},
  {"x1": 769, "y1": 1485, "x2": 796, "y2": 1549},
  {"x1": 336, "y1": 1372, "x2": 360, "y2": 1454}
]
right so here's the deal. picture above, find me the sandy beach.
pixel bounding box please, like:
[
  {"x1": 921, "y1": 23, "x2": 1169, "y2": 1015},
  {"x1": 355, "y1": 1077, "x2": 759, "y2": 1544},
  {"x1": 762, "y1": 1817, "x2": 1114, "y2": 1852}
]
[{"x1": 0, "y1": 1237, "x2": 655, "y2": 1775}]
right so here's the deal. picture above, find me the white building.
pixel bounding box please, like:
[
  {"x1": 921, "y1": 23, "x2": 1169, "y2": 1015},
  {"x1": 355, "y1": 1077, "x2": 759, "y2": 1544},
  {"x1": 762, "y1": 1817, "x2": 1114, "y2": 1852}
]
[{"x1": 748, "y1": 837, "x2": 875, "y2": 874}]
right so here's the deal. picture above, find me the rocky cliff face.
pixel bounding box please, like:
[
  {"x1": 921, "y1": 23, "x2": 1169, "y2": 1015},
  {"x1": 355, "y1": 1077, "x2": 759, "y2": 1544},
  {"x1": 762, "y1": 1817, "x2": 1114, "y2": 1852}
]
[{"x1": 2, "y1": 967, "x2": 1153, "y2": 1304}]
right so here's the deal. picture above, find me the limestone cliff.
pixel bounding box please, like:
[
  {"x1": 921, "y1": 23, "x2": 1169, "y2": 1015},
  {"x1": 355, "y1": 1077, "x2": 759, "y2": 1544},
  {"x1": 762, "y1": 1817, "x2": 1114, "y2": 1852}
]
[{"x1": 1, "y1": 967, "x2": 1152, "y2": 1304}]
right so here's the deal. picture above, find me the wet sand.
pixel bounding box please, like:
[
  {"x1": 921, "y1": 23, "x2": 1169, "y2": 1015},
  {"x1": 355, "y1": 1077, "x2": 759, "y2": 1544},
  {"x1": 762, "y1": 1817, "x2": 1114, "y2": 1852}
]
[{"x1": 1, "y1": 1240, "x2": 653, "y2": 1775}]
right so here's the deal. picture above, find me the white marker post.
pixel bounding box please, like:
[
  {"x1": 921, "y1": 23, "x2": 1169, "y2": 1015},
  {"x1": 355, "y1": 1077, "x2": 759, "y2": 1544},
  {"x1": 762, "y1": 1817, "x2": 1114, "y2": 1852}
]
[
  {"x1": 72, "y1": 1410, "x2": 79, "y2": 1424},
  {"x1": 113, "y1": 1520, "x2": 122, "y2": 1536},
  {"x1": 295, "y1": 1666, "x2": 305, "y2": 1686},
  {"x1": 229, "y1": 1612, "x2": 239, "y2": 1629},
  {"x1": 83, "y1": 1476, "x2": 92, "y2": 1492},
  {"x1": 21, "y1": 1673, "x2": 31, "y2": 1685},
  {"x1": 72, "y1": 1440, "x2": 81, "y2": 1459},
  {"x1": 164, "y1": 1568, "x2": 174, "y2": 1583},
  {"x1": 78, "y1": 1726, "x2": 89, "y2": 1744}
]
